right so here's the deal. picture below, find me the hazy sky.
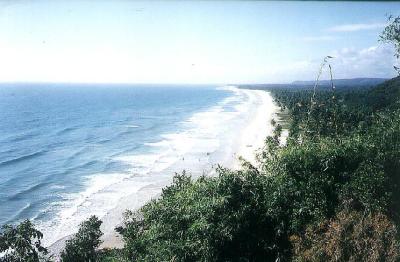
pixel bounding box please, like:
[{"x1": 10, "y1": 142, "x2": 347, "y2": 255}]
[{"x1": 1, "y1": 1, "x2": 399, "y2": 84}]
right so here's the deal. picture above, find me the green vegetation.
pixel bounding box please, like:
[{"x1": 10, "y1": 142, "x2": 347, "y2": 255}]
[
  {"x1": 0, "y1": 220, "x2": 50, "y2": 262},
  {"x1": 60, "y1": 216, "x2": 103, "y2": 262},
  {"x1": 1, "y1": 17, "x2": 400, "y2": 261},
  {"x1": 116, "y1": 169, "x2": 291, "y2": 261},
  {"x1": 381, "y1": 15, "x2": 400, "y2": 73}
]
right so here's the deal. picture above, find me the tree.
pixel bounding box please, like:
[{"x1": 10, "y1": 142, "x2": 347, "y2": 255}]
[
  {"x1": 0, "y1": 220, "x2": 50, "y2": 262},
  {"x1": 380, "y1": 15, "x2": 400, "y2": 73},
  {"x1": 117, "y1": 170, "x2": 290, "y2": 261},
  {"x1": 60, "y1": 216, "x2": 103, "y2": 262}
]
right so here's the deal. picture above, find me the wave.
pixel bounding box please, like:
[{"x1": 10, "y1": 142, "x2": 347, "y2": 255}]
[
  {"x1": 16, "y1": 203, "x2": 33, "y2": 218},
  {"x1": 77, "y1": 160, "x2": 98, "y2": 170},
  {"x1": 7, "y1": 181, "x2": 51, "y2": 201},
  {"x1": 109, "y1": 145, "x2": 141, "y2": 158},
  {"x1": 115, "y1": 129, "x2": 135, "y2": 138},
  {"x1": 7, "y1": 131, "x2": 40, "y2": 143},
  {"x1": 38, "y1": 172, "x2": 149, "y2": 246},
  {"x1": 114, "y1": 124, "x2": 155, "y2": 140},
  {"x1": 5, "y1": 203, "x2": 33, "y2": 224},
  {"x1": 97, "y1": 138, "x2": 112, "y2": 144},
  {"x1": 56, "y1": 126, "x2": 79, "y2": 136},
  {"x1": 59, "y1": 160, "x2": 100, "y2": 177},
  {"x1": 63, "y1": 147, "x2": 90, "y2": 165},
  {"x1": 0, "y1": 150, "x2": 47, "y2": 168}
]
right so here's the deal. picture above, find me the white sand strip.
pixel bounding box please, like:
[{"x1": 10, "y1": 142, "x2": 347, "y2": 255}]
[{"x1": 233, "y1": 90, "x2": 279, "y2": 169}]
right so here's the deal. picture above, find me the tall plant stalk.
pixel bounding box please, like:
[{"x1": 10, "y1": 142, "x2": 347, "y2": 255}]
[{"x1": 307, "y1": 56, "x2": 335, "y2": 136}]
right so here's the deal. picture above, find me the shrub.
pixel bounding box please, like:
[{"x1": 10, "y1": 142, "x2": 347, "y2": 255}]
[
  {"x1": 0, "y1": 220, "x2": 50, "y2": 262},
  {"x1": 60, "y1": 216, "x2": 103, "y2": 262},
  {"x1": 117, "y1": 169, "x2": 290, "y2": 261},
  {"x1": 97, "y1": 248, "x2": 127, "y2": 262}
]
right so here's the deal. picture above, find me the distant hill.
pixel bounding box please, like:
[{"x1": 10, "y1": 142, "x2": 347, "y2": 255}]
[
  {"x1": 239, "y1": 78, "x2": 389, "y2": 90},
  {"x1": 291, "y1": 78, "x2": 388, "y2": 87},
  {"x1": 363, "y1": 76, "x2": 400, "y2": 110}
]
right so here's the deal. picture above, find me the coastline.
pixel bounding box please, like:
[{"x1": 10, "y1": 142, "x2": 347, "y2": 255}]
[
  {"x1": 233, "y1": 89, "x2": 279, "y2": 169},
  {"x1": 48, "y1": 88, "x2": 280, "y2": 253}
]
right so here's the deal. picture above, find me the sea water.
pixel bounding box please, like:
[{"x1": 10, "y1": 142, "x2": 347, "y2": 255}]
[{"x1": 0, "y1": 83, "x2": 267, "y2": 246}]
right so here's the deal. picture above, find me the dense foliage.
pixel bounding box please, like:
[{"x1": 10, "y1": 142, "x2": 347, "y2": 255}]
[
  {"x1": 0, "y1": 220, "x2": 50, "y2": 262},
  {"x1": 380, "y1": 15, "x2": 400, "y2": 73},
  {"x1": 60, "y1": 216, "x2": 103, "y2": 262},
  {"x1": 116, "y1": 169, "x2": 291, "y2": 261}
]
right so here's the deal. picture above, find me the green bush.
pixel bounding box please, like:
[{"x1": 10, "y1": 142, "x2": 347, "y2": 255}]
[
  {"x1": 259, "y1": 134, "x2": 396, "y2": 232},
  {"x1": 97, "y1": 248, "x2": 127, "y2": 262},
  {"x1": 117, "y1": 169, "x2": 290, "y2": 261},
  {"x1": 60, "y1": 216, "x2": 103, "y2": 262},
  {"x1": 0, "y1": 220, "x2": 50, "y2": 262}
]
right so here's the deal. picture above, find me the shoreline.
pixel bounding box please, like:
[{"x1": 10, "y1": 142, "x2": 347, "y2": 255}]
[
  {"x1": 48, "y1": 89, "x2": 280, "y2": 253},
  {"x1": 233, "y1": 90, "x2": 279, "y2": 169}
]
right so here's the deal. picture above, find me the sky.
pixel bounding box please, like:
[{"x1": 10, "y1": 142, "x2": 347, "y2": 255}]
[{"x1": 0, "y1": 1, "x2": 399, "y2": 84}]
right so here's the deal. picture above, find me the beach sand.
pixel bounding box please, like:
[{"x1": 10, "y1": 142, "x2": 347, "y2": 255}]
[{"x1": 233, "y1": 90, "x2": 279, "y2": 169}]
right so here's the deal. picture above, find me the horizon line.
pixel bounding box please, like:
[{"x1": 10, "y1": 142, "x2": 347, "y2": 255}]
[{"x1": 0, "y1": 76, "x2": 390, "y2": 86}]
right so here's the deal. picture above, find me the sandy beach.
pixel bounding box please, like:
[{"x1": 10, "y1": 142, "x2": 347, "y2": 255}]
[{"x1": 233, "y1": 89, "x2": 279, "y2": 169}]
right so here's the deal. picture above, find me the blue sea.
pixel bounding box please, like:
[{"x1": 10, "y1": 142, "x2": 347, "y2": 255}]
[{"x1": 0, "y1": 83, "x2": 264, "y2": 245}]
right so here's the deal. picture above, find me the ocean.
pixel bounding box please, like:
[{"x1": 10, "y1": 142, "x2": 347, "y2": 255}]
[{"x1": 0, "y1": 83, "x2": 273, "y2": 246}]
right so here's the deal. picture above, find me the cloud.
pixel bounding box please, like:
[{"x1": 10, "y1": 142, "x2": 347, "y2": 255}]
[
  {"x1": 328, "y1": 45, "x2": 398, "y2": 78},
  {"x1": 260, "y1": 44, "x2": 398, "y2": 83},
  {"x1": 301, "y1": 35, "x2": 338, "y2": 42},
  {"x1": 328, "y1": 22, "x2": 386, "y2": 32}
]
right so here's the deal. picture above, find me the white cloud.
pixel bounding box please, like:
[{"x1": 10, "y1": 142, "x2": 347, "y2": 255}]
[
  {"x1": 259, "y1": 44, "x2": 398, "y2": 83},
  {"x1": 328, "y1": 45, "x2": 398, "y2": 78},
  {"x1": 301, "y1": 35, "x2": 338, "y2": 42},
  {"x1": 328, "y1": 22, "x2": 386, "y2": 32}
]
